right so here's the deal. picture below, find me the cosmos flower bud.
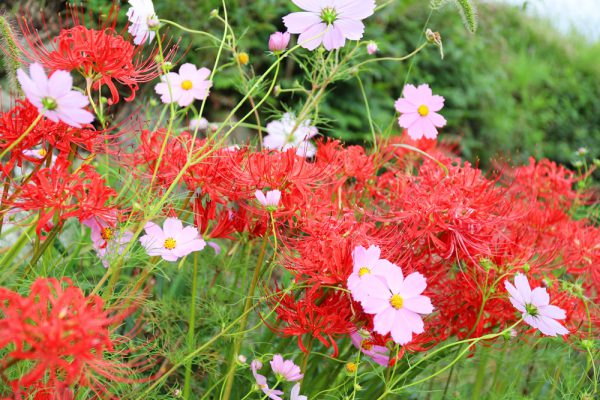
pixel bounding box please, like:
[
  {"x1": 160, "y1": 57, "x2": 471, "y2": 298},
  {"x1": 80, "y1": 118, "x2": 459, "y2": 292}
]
[
  {"x1": 269, "y1": 31, "x2": 291, "y2": 53},
  {"x1": 367, "y1": 41, "x2": 378, "y2": 55}
]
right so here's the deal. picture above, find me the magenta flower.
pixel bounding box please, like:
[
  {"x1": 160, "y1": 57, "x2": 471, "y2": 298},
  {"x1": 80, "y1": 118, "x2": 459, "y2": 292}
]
[
  {"x1": 347, "y1": 245, "x2": 395, "y2": 303},
  {"x1": 504, "y1": 273, "x2": 569, "y2": 337},
  {"x1": 127, "y1": 0, "x2": 159, "y2": 45},
  {"x1": 360, "y1": 267, "x2": 434, "y2": 345},
  {"x1": 283, "y1": 0, "x2": 376, "y2": 51},
  {"x1": 139, "y1": 217, "x2": 206, "y2": 262},
  {"x1": 255, "y1": 189, "x2": 282, "y2": 210},
  {"x1": 17, "y1": 63, "x2": 94, "y2": 128},
  {"x1": 155, "y1": 63, "x2": 212, "y2": 107},
  {"x1": 395, "y1": 84, "x2": 447, "y2": 140},
  {"x1": 270, "y1": 354, "x2": 303, "y2": 382},
  {"x1": 263, "y1": 113, "x2": 318, "y2": 157},
  {"x1": 269, "y1": 32, "x2": 291, "y2": 53},
  {"x1": 250, "y1": 360, "x2": 284, "y2": 400},
  {"x1": 350, "y1": 330, "x2": 390, "y2": 366},
  {"x1": 83, "y1": 217, "x2": 133, "y2": 268}
]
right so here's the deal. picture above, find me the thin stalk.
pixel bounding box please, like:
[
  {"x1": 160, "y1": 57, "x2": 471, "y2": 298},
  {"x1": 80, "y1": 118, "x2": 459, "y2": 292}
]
[
  {"x1": 183, "y1": 254, "x2": 200, "y2": 399},
  {"x1": 221, "y1": 234, "x2": 269, "y2": 400}
]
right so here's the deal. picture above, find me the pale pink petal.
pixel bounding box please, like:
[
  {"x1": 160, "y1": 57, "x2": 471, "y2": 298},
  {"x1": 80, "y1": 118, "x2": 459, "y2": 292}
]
[
  {"x1": 399, "y1": 272, "x2": 427, "y2": 298},
  {"x1": 514, "y1": 274, "x2": 532, "y2": 304},
  {"x1": 323, "y1": 25, "x2": 346, "y2": 51},
  {"x1": 390, "y1": 313, "x2": 414, "y2": 345},
  {"x1": 334, "y1": 19, "x2": 365, "y2": 40},
  {"x1": 539, "y1": 304, "x2": 566, "y2": 320},
  {"x1": 380, "y1": 266, "x2": 404, "y2": 294},
  {"x1": 178, "y1": 63, "x2": 198, "y2": 78},
  {"x1": 399, "y1": 308, "x2": 425, "y2": 334},
  {"x1": 429, "y1": 95, "x2": 445, "y2": 112},
  {"x1": 395, "y1": 98, "x2": 417, "y2": 113},
  {"x1": 428, "y1": 112, "x2": 447, "y2": 128},
  {"x1": 360, "y1": 293, "x2": 390, "y2": 315},
  {"x1": 163, "y1": 218, "x2": 183, "y2": 238},
  {"x1": 283, "y1": 12, "x2": 322, "y2": 34},
  {"x1": 398, "y1": 112, "x2": 420, "y2": 129},
  {"x1": 335, "y1": 0, "x2": 376, "y2": 20},
  {"x1": 531, "y1": 287, "x2": 550, "y2": 307},
  {"x1": 47, "y1": 70, "x2": 73, "y2": 97},
  {"x1": 291, "y1": 0, "x2": 323, "y2": 13},
  {"x1": 504, "y1": 280, "x2": 524, "y2": 305},
  {"x1": 402, "y1": 295, "x2": 434, "y2": 314},
  {"x1": 297, "y1": 23, "x2": 327, "y2": 50},
  {"x1": 373, "y1": 307, "x2": 395, "y2": 335}
]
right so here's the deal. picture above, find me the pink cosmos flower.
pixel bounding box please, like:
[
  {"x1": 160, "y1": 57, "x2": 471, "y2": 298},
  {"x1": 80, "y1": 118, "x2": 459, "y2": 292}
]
[
  {"x1": 350, "y1": 330, "x2": 390, "y2": 366},
  {"x1": 367, "y1": 41, "x2": 378, "y2": 55},
  {"x1": 82, "y1": 217, "x2": 134, "y2": 268},
  {"x1": 154, "y1": 63, "x2": 212, "y2": 107},
  {"x1": 350, "y1": 330, "x2": 389, "y2": 366},
  {"x1": 347, "y1": 245, "x2": 395, "y2": 303},
  {"x1": 504, "y1": 273, "x2": 569, "y2": 337},
  {"x1": 255, "y1": 189, "x2": 282, "y2": 210},
  {"x1": 270, "y1": 354, "x2": 303, "y2": 382},
  {"x1": 22, "y1": 147, "x2": 49, "y2": 160},
  {"x1": 250, "y1": 360, "x2": 284, "y2": 400},
  {"x1": 139, "y1": 217, "x2": 206, "y2": 262},
  {"x1": 263, "y1": 113, "x2": 317, "y2": 157},
  {"x1": 127, "y1": 0, "x2": 159, "y2": 45},
  {"x1": 290, "y1": 383, "x2": 308, "y2": 400},
  {"x1": 269, "y1": 32, "x2": 291, "y2": 53},
  {"x1": 283, "y1": 0, "x2": 376, "y2": 51},
  {"x1": 17, "y1": 63, "x2": 94, "y2": 128},
  {"x1": 395, "y1": 84, "x2": 446, "y2": 140},
  {"x1": 360, "y1": 267, "x2": 434, "y2": 345}
]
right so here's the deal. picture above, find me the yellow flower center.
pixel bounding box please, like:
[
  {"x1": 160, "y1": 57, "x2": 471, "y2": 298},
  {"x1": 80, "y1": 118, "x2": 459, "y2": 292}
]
[
  {"x1": 345, "y1": 362, "x2": 358, "y2": 373},
  {"x1": 358, "y1": 267, "x2": 371, "y2": 277},
  {"x1": 38, "y1": 148, "x2": 47, "y2": 157},
  {"x1": 390, "y1": 294, "x2": 404, "y2": 310},
  {"x1": 361, "y1": 340, "x2": 373, "y2": 351},
  {"x1": 181, "y1": 80, "x2": 193, "y2": 90},
  {"x1": 418, "y1": 105, "x2": 429, "y2": 116},
  {"x1": 164, "y1": 237, "x2": 177, "y2": 250},
  {"x1": 101, "y1": 227, "x2": 114, "y2": 241}
]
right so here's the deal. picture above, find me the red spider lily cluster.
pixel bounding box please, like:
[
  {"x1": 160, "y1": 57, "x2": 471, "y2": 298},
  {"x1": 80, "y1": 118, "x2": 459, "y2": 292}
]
[
  {"x1": 0, "y1": 1, "x2": 597, "y2": 397},
  {"x1": 0, "y1": 278, "x2": 142, "y2": 398}
]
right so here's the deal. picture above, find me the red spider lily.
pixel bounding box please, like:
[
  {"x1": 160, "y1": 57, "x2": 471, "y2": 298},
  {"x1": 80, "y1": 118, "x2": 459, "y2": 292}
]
[
  {"x1": 13, "y1": 6, "x2": 175, "y2": 105},
  {"x1": 10, "y1": 161, "x2": 117, "y2": 237},
  {"x1": 0, "y1": 101, "x2": 101, "y2": 171},
  {"x1": 0, "y1": 278, "x2": 137, "y2": 397},
  {"x1": 267, "y1": 287, "x2": 356, "y2": 357}
]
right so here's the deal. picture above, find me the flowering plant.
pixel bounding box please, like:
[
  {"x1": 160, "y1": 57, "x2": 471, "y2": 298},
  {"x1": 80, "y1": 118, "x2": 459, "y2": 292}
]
[{"x1": 0, "y1": 0, "x2": 597, "y2": 399}]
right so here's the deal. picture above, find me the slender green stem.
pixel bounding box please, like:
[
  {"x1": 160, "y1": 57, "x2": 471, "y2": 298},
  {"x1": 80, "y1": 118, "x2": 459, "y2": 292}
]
[
  {"x1": 0, "y1": 114, "x2": 42, "y2": 160},
  {"x1": 221, "y1": 234, "x2": 269, "y2": 400},
  {"x1": 183, "y1": 255, "x2": 200, "y2": 399}
]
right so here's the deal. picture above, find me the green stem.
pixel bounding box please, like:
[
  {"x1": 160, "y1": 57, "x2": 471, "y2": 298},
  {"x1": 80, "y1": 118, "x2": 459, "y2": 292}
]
[
  {"x1": 221, "y1": 234, "x2": 269, "y2": 400},
  {"x1": 0, "y1": 114, "x2": 43, "y2": 160},
  {"x1": 183, "y1": 254, "x2": 200, "y2": 399}
]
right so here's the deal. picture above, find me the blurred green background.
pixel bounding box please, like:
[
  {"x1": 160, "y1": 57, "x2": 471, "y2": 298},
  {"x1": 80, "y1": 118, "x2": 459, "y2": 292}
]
[{"x1": 1, "y1": 0, "x2": 599, "y2": 170}]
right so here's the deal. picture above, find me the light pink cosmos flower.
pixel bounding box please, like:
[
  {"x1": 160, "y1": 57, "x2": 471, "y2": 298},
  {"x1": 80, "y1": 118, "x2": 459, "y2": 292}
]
[
  {"x1": 82, "y1": 217, "x2": 134, "y2": 268},
  {"x1": 504, "y1": 273, "x2": 569, "y2": 337},
  {"x1": 283, "y1": 0, "x2": 376, "y2": 51},
  {"x1": 139, "y1": 217, "x2": 206, "y2": 262},
  {"x1": 290, "y1": 383, "x2": 308, "y2": 400},
  {"x1": 155, "y1": 63, "x2": 212, "y2": 107},
  {"x1": 347, "y1": 245, "x2": 395, "y2": 303},
  {"x1": 350, "y1": 330, "x2": 389, "y2": 366},
  {"x1": 127, "y1": 0, "x2": 159, "y2": 45},
  {"x1": 270, "y1": 354, "x2": 303, "y2": 382},
  {"x1": 255, "y1": 189, "x2": 282, "y2": 210},
  {"x1": 395, "y1": 84, "x2": 446, "y2": 140},
  {"x1": 360, "y1": 267, "x2": 434, "y2": 345},
  {"x1": 263, "y1": 113, "x2": 318, "y2": 157},
  {"x1": 250, "y1": 360, "x2": 284, "y2": 400},
  {"x1": 22, "y1": 147, "x2": 49, "y2": 160},
  {"x1": 17, "y1": 63, "x2": 94, "y2": 128},
  {"x1": 269, "y1": 32, "x2": 291, "y2": 53}
]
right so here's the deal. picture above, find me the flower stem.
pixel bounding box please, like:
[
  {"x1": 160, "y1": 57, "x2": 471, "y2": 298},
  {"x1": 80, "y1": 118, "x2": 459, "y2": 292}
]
[
  {"x1": 183, "y1": 254, "x2": 200, "y2": 399},
  {"x1": 0, "y1": 113, "x2": 43, "y2": 160},
  {"x1": 221, "y1": 234, "x2": 269, "y2": 400}
]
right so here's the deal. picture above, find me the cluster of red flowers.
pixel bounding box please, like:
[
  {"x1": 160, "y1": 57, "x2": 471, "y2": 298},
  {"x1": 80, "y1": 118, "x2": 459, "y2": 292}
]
[
  {"x1": 130, "y1": 129, "x2": 599, "y2": 360},
  {"x1": 0, "y1": 278, "x2": 132, "y2": 398}
]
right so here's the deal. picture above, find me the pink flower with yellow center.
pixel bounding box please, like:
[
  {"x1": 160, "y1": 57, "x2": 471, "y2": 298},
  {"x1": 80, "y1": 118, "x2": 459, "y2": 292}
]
[
  {"x1": 505, "y1": 273, "x2": 569, "y2": 337},
  {"x1": 359, "y1": 266, "x2": 433, "y2": 345},
  {"x1": 395, "y1": 84, "x2": 446, "y2": 140},
  {"x1": 139, "y1": 217, "x2": 206, "y2": 262},
  {"x1": 347, "y1": 245, "x2": 395, "y2": 303},
  {"x1": 154, "y1": 63, "x2": 212, "y2": 107}
]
